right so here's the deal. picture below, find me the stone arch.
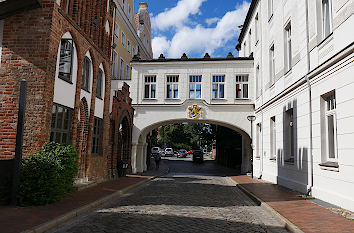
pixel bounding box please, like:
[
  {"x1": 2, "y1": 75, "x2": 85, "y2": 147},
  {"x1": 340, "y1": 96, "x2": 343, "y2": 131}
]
[
  {"x1": 132, "y1": 117, "x2": 252, "y2": 174},
  {"x1": 77, "y1": 97, "x2": 89, "y2": 179}
]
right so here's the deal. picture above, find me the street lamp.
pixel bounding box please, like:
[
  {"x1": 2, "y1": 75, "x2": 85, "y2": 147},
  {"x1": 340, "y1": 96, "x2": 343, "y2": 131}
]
[{"x1": 247, "y1": 115, "x2": 256, "y2": 178}]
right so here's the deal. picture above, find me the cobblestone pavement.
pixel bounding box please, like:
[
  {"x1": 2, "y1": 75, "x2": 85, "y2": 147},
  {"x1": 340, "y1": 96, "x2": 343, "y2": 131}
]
[{"x1": 48, "y1": 160, "x2": 288, "y2": 233}]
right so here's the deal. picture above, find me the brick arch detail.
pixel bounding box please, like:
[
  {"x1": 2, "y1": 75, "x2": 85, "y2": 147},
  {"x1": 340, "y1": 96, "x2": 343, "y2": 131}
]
[{"x1": 77, "y1": 97, "x2": 89, "y2": 178}]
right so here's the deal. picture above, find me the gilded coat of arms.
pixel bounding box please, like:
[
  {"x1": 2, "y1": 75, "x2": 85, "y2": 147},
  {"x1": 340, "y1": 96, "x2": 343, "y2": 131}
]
[{"x1": 188, "y1": 104, "x2": 202, "y2": 119}]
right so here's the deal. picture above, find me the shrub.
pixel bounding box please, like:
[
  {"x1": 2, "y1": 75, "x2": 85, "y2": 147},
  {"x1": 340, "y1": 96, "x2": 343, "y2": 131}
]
[{"x1": 18, "y1": 142, "x2": 78, "y2": 206}]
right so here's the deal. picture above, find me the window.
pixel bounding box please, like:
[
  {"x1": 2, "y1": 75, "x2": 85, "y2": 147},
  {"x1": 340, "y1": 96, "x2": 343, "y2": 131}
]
[
  {"x1": 58, "y1": 39, "x2": 74, "y2": 82},
  {"x1": 122, "y1": 0, "x2": 126, "y2": 12},
  {"x1": 121, "y1": 31, "x2": 126, "y2": 47},
  {"x1": 65, "y1": 0, "x2": 70, "y2": 13},
  {"x1": 128, "y1": 5, "x2": 132, "y2": 20},
  {"x1": 284, "y1": 22, "x2": 292, "y2": 72},
  {"x1": 166, "y1": 75, "x2": 179, "y2": 99},
  {"x1": 126, "y1": 65, "x2": 130, "y2": 80},
  {"x1": 114, "y1": 23, "x2": 119, "y2": 38},
  {"x1": 144, "y1": 75, "x2": 156, "y2": 99},
  {"x1": 269, "y1": 44, "x2": 275, "y2": 84},
  {"x1": 50, "y1": 103, "x2": 73, "y2": 145},
  {"x1": 255, "y1": 14, "x2": 259, "y2": 44},
  {"x1": 189, "y1": 75, "x2": 202, "y2": 99},
  {"x1": 119, "y1": 59, "x2": 124, "y2": 80},
  {"x1": 81, "y1": 56, "x2": 91, "y2": 92},
  {"x1": 133, "y1": 47, "x2": 136, "y2": 56},
  {"x1": 92, "y1": 117, "x2": 103, "y2": 155},
  {"x1": 127, "y1": 40, "x2": 131, "y2": 53},
  {"x1": 268, "y1": 0, "x2": 273, "y2": 19},
  {"x1": 322, "y1": 0, "x2": 332, "y2": 39},
  {"x1": 285, "y1": 108, "x2": 295, "y2": 163},
  {"x1": 270, "y1": 116, "x2": 276, "y2": 159},
  {"x1": 112, "y1": 51, "x2": 118, "y2": 79},
  {"x1": 235, "y1": 75, "x2": 249, "y2": 99},
  {"x1": 256, "y1": 65, "x2": 261, "y2": 97},
  {"x1": 256, "y1": 123, "x2": 262, "y2": 158},
  {"x1": 212, "y1": 75, "x2": 225, "y2": 99},
  {"x1": 96, "y1": 68, "x2": 103, "y2": 99},
  {"x1": 322, "y1": 91, "x2": 337, "y2": 162}
]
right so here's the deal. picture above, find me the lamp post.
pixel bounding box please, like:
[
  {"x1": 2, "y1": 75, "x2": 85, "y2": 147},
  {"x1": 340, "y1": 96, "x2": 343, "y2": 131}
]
[{"x1": 247, "y1": 115, "x2": 256, "y2": 178}]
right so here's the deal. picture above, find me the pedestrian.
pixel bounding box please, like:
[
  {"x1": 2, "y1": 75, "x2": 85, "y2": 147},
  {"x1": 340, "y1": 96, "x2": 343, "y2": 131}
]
[{"x1": 153, "y1": 153, "x2": 161, "y2": 170}]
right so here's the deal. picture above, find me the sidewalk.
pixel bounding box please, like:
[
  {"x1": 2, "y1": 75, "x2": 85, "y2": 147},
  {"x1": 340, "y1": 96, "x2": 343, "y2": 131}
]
[
  {"x1": 0, "y1": 162, "x2": 168, "y2": 233},
  {"x1": 230, "y1": 175, "x2": 354, "y2": 233}
]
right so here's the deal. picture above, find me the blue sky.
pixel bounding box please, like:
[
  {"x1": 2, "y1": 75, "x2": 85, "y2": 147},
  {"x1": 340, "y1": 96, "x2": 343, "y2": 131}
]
[{"x1": 134, "y1": 0, "x2": 250, "y2": 58}]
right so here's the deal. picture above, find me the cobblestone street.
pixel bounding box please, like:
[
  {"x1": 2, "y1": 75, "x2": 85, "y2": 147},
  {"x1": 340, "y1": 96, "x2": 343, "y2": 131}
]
[{"x1": 48, "y1": 160, "x2": 288, "y2": 233}]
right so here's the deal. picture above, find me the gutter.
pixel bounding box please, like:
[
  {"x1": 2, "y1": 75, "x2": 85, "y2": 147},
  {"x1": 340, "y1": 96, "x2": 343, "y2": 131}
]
[{"x1": 305, "y1": 0, "x2": 313, "y2": 196}]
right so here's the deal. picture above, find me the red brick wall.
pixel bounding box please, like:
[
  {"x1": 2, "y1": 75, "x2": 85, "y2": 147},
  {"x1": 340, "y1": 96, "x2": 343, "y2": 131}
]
[{"x1": 0, "y1": 1, "x2": 114, "y2": 181}]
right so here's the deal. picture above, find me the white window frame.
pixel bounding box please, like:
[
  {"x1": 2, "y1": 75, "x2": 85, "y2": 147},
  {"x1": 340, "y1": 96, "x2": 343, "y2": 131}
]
[
  {"x1": 235, "y1": 75, "x2": 249, "y2": 99},
  {"x1": 324, "y1": 92, "x2": 338, "y2": 162},
  {"x1": 114, "y1": 23, "x2": 119, "y2": 38},
  {"x1": 285, "y1": 108, "x2": 295, "y2": 163},
  {"x1": 284, "y1": 22, "x2": 292, "y2": 72},
  {"x1": 269, "y1": 44, "x2": 275, "y2": 84},
  {"x1": 112, "y1": 51, "x2": 118, "y2": 79},
  {"x1": 121, "y1": 31, "x2": 126, "y2": 47},
  {"x1": 322, "y1": 0, "x2": 333, "y2": 39},
  {"x1": 189, "y1": 75, "x2": 202, "y2": 99},
  {"x1": 166, "y1": 75, "x2": 179, "y2": 99},
  {"x1": 144, "y1": 75, "x2": 157, "y2": 99},
  {"x1": 119, "y1": 58, "x2": 124, "y2": 80},
  {"x1": 212, "y1": 75, "x2": 225, "y2": 99},
  {"x1": 270, "y1": 116, "x2": 276, "y2": 159}
]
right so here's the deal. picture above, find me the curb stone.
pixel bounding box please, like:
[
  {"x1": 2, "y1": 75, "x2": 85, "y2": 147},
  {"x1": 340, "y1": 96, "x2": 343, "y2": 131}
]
[
  {"x1": 22, "y1": 168, "x2": 170, "y2": 233},
  {"x1": 228, "y1": 177, "x2": 305, "y2": 233}
]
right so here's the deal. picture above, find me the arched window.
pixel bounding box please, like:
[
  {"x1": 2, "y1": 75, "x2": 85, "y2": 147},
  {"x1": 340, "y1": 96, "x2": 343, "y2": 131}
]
[
  {"x1": 58, "y1": 39, "x2": 74, "y2": 82},
  {"x1": 81, "y1": 57, "x2": 91, "y2": 92},
  {"x1": 96, "y1": 68, "x2": 103, "y2": 99}
]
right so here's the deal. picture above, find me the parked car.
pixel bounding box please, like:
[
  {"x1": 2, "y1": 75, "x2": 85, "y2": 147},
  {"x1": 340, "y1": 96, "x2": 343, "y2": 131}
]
[
  {"x1": 192, "y1": 150, "x2": 204, "y2": 163},
  {"x1": 177, "y1": 149, "x2": 187, "y2": 158},
  {"x1": 187, "y1": 150, "x2": 193, "y2": 155},
  {"x1": 164, "y1": 148, "x2": 174, "y2": 157},
  {"x1": 151, "y1": 147, "x2": 160, "y2": 154}
]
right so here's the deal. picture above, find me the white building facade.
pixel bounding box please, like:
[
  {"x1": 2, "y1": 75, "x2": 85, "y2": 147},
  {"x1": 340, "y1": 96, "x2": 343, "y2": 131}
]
[
  {"x1": 117, "y1": 55, "x2": 255, "y2": 174},
  {"x1": 237, "y1": 0, "x2": 354, "y2": 211}
]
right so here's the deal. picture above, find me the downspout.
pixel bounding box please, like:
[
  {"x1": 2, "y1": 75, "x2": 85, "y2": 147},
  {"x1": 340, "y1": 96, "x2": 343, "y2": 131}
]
[
  {"x1": 305, "y1": 0, "x2": 314, "y2": 196},
  {"x1": 259, "y1": 1, "x2": 264, "y2": 179}
]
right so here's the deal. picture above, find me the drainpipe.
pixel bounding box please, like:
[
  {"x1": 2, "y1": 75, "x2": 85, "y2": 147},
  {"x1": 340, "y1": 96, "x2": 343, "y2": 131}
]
[{"x1": 305, "y1": 0, "x2": 314, "y2": 196}]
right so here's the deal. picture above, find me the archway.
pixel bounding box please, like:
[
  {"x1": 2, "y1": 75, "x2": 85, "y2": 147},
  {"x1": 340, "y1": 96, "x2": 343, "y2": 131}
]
[{"x1": 132, "y1": 118, "x2": 252, "y2": 175}]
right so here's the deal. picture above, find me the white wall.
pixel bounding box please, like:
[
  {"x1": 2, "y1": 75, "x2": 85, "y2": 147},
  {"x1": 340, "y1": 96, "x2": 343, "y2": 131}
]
[
  {"x1": 53, "y1": 32, "x2": 78, "y2": 109},
  {"x1": 94, "y1": 63, "x2": 105, "y2": 118},
  {"x1": 239, "y1": 0, "x2": 354, "y2": 212}
]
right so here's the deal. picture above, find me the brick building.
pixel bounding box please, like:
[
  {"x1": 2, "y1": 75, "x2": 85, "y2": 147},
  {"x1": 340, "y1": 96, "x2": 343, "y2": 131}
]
[{"x1": 0, "y1": 0, "x2": 131, "y2": 182}]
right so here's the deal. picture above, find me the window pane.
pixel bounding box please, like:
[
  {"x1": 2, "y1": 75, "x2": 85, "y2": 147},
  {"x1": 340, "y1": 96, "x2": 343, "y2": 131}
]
[
  {"x1": 167, "y1": 84, "x2": 171, "y2": 98},
  {"x1": 51, "y1": 105, "x2": 57, "y2": 128},
  {"x1": 196, "y1": 84, "x2": 201, "y2": 98},
  {"x1": 212, "y1": 84, "x2": 218, "y2": 98},
  {"x1": 173, "y1": 84, "x2": 178, "y2": 98},
  {"x1": 151, "y1": 84, "x2": 156, "y2": 98},
  {"x1": 57, "y1": 106, "x2": 63, "y2": 129},
  {"x1": 243, "y1": 84, "x2": 248, "y2": 98},
  {"x1": 144, "y1": 85, "x2": 149, "y2": 98},
  {"x1": 236, "y1": 84, "x2": 241, "y2": 98},
  {"x1": 219, "y1": 84, "x2": 224, "y2": 98},
  {"x1": 59, "y1": 39, "x2": 73, "y2": 81},
  {"x1": 327, "y1": 115, "x2": 335, "y2": 158}
]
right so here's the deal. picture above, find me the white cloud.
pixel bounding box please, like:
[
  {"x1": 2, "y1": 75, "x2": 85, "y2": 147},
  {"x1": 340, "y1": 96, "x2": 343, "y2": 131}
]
[
  {"x1": 152, "y1": 1, "x2": 250, "y2": 58},
  {"x1": 205, "y1": 17, "x2": 220, "y2": 26},
  {"x1": 151, "y1": 0, "x2": 206, "y2": 31},
  {"x1": 152, "y1": 36, "x2": 171, "y2": 57}
]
